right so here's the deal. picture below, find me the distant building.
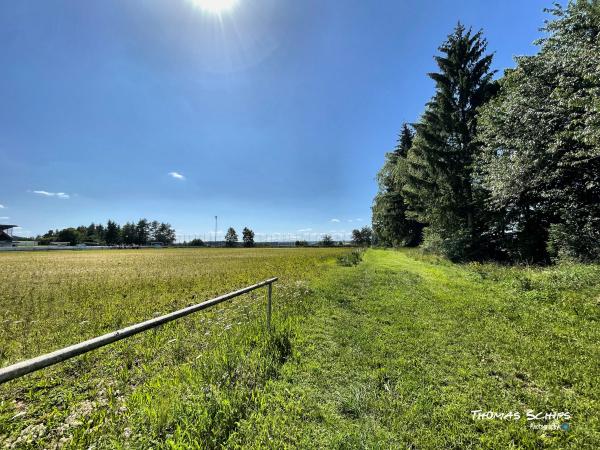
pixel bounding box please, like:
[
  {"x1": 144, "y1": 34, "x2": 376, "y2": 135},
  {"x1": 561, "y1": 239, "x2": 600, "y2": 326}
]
[{"x1": 0, "y1": 225, "x2": 17, "y2": 246}]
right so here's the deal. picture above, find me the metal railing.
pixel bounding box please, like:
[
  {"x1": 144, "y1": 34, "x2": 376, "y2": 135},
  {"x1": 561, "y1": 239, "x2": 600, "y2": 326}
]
[{"x1": 0, "y1": 277, "x2": 277, "y2": 384}]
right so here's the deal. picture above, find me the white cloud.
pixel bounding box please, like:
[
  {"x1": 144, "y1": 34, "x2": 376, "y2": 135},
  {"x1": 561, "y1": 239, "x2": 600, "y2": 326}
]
[
  {"x1": 298, "y1": 228, "x2": 312, "y2": 232},
  {"x1": 33, "y1": 190, "x2": 70, "y2": 199},
  {"x1": 347, "y1": 219, "x2": 353, "y2": 223},
  {"x1": 0, "y1": 216, "x2": 9, "y2": 220},
  {"x1": 330, "y1": 218, "x2": 340, "y2": 223},
  {"x1": 356, "y1": 218, "x2": 363, "y2": 222},
  {"x1": 0, "y1": 204, "x2": 4, "y2": 208},
  {"x1": 168, "y1": 171, "x2": 185, "y2": 180}
]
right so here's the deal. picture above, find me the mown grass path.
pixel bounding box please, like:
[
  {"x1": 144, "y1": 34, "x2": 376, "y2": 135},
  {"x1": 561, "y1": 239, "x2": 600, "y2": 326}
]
[{"x1": 231, "y1": 249, "x2": 599, "y2": 449}]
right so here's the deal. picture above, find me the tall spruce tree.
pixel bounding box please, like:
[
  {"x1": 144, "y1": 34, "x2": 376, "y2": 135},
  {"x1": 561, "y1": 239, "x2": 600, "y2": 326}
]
[
  {"x1": 401, "y1": 24, "x2": 496, "y2": 260},
  {"x1": 372, "y1": 124, "x2": 423, "y2": 246}
]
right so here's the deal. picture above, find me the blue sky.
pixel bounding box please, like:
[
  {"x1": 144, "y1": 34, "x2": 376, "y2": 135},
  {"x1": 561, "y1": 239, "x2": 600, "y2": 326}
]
[{"x1": 1, "y1": 0, "x2": 554, "y2": 240}]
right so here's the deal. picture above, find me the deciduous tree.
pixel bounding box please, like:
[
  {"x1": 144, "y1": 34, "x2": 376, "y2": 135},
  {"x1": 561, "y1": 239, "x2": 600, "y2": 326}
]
[
  {"x1": 225, "y1": 227, "x2": 238, "y2": 247},
  {"x1": 242, "y1": 227, "x2": 255, "y2": 247},
  {"x1": 477, "y1": 1, "x2": 600, "y2": 262}
]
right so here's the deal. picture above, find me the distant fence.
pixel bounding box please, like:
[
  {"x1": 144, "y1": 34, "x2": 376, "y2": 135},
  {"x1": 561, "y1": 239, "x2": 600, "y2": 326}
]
[
  {"x1": 0, "y1": 278, "x2": 277, "y2": 384},
  {"x1": 175, "y1": 232, "x2": 354, "y2": 245}
]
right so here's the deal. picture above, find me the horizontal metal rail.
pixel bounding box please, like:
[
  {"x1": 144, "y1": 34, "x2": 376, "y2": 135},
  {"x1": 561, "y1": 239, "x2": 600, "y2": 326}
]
[{"x1": 0, "y1": 277, "x2": 277, "y2": 384}]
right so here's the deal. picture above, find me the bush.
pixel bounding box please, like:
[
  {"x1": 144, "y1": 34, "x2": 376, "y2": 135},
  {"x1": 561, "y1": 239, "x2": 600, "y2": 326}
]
[
  {"x1": 420, "y1": 227, "x2": 444, "y2": 255},
  {"x1": 547, "y1": 221, "x2": 600, "y2": 263},
  {"x1": 188, "y1": 239, "x2": 205, "y2": 247},
  {"x1": 420, "y1": 227, "x2": 489, "y2": 262},
  {"x1": 337, "y1": 250, "x2": 364, "y2": 266}
]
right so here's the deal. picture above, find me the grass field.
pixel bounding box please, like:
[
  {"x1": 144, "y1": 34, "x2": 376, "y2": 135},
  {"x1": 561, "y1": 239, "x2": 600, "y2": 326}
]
[{"x1": 1, "y1": 248, "x2": 599, "y2": 448}]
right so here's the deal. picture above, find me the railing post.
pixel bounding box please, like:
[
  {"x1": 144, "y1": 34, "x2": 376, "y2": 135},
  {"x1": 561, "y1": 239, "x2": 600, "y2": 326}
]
[{"x1": 267, "y1": 282, "x2": 272, "y2": 331}]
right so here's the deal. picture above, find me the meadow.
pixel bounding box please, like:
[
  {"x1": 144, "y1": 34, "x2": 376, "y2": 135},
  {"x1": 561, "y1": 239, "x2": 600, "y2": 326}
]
[
  {"x1": 0, "y1": 248, "x2": 348, "y2": 448},
  {"x1": 1, "y1": 248, "x2": 599, "y2": 448}
]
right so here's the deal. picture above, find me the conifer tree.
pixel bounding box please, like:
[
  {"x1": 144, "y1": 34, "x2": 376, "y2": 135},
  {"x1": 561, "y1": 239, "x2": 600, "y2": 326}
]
[
  {"x1": 402, "y1": 24, "x2": 496, "y2": 260},
  {"x1": 372, "y1": 124, "x2": 423, "y2": 246},
  {"x1": 105, "y1": 220, "x2": 121, "y2": 245}
]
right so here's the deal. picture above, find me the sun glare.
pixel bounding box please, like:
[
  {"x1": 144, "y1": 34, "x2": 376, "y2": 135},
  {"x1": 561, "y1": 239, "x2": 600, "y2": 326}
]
[{"x1": 190, "y1": 0, "x2": 239, "y2": 15}]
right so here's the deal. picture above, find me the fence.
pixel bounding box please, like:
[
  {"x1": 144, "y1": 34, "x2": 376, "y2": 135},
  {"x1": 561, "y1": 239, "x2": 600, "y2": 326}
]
[
  {"x1": 175, "y1": 232, "x2": 354, "y2": 245},
  {"x1": 0, "y1": 277, "x2": 278, "y2": 384}
]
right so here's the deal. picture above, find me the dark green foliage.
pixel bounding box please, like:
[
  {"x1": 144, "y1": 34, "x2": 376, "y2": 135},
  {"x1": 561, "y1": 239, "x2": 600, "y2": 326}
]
[
  {"x1": 188, "y1": 238, "x2": 205, "y2": 247},
  {"x1": 152, "y1": 222, "x2": 176, "y2": 244},
  {"x1": 351, "y1": 227, "x2": 373, "y2": 247},
  {"x1": 57, "y1": 228, "x2": 80, "y2": 246},
  {"x1": 372, "y1": 124, "x2": 424, "y2": 247},
  {"x1": 135, "y1": 219, "x2": 150, "y2": 245},
  {"x1": 477, "y1": 1, "x2": 600, "y2": 262},
  {"x1": 121, "y1": 222, "x2": 137, "y2": 245},
  {"x1": 320, "y1": 235, "x2": 334, "y2": 247},
  {"x1": 378, "y1": 5, "x2": 599, "y2": 263},
  {"x1": 401, "y1": 24, "x2": 497, "y2": 261},
  {"x1": 105, "y1": 220, "x2": 121, "y2": 245},
  {"x1": 38, "y1": 219, "x2": 176, "y2": 246},
  {"x1": 295, "y1": 240, "x2": 309, "y2": 247},
  {"x1": 242, "y1": 227, "x2": 255, "y2": 247},
  {"x1": 225, "y1": 227, "x2": 238, "y2": 247}
]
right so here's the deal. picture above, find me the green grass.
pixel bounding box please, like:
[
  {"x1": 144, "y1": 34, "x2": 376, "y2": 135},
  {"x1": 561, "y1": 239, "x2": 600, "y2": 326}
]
[
  {"x1": 0, "y1": 248, "x2": 347, "y2": 448},
  {"x1": 1, "y1": 248, "x2": 599, "y2": 448}
]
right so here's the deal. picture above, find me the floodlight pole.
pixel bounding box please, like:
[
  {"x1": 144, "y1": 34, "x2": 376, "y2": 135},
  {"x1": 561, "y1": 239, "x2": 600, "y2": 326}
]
[{"x1": 214, "y1": 216, "x2": 217, "y2": 246}]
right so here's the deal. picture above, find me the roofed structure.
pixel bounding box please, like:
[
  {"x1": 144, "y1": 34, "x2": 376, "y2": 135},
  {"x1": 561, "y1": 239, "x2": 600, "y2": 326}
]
[{"x1": 0, "y1": 225, "x2": 18, "y2": 244}]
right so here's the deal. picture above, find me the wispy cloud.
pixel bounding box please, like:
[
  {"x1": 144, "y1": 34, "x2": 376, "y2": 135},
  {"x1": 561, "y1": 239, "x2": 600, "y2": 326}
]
[
  {"x1": 355, "y1": 218, "x2": 363, "y2": 221},
  {"x1": 0, "y1": 204, "x2": 4, "y2": 209},
  {"x1": 347, "y1": 219, "x2": 353, "y2": 223},
  {"x1": 33, "y1": 190, "x2": 70, "y2": 199},
  {"x1": 0, "y1": 216, "x2": 9, "y2": 220},
  {"x1": 330, "y1": 218, "x2": 340, "y2": 223},
  {"x1": 298, "y1": 228, "x2": 312, "y2": 232},
  {"x1": 168, "y1": 171, "x2": 185, "y2": 180}
]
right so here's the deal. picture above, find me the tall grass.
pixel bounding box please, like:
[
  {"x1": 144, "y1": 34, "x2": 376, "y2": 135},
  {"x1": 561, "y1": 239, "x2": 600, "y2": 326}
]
[{"x1": 0, "y1": 248, "x2": 347, "y2": 448}]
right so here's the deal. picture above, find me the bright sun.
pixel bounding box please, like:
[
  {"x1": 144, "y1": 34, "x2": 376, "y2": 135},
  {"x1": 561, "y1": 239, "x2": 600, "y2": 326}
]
[{"x1": 191, "y1": 0, "x2": 239, "y2": 14}]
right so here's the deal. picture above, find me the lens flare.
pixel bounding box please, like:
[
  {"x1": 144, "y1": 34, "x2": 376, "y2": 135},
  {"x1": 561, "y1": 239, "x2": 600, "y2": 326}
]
[{"x1": 190, "y1": 0, "x2": 239, "y2": 15}]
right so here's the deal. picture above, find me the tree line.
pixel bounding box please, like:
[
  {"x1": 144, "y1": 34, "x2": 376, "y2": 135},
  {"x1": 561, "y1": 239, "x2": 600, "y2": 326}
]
[
  {"x1": 36, "y1": 222, "x2": 373, "y2": 248},
  {"x1": 38, "y1": 219, "x2": 176, "y2": 246},
  {"x1": 221, "y1": 227, "x2": 256, "y2": 247},
  {"x1": 372, "y1": 1, "x2": 600, "y2": 263}
]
